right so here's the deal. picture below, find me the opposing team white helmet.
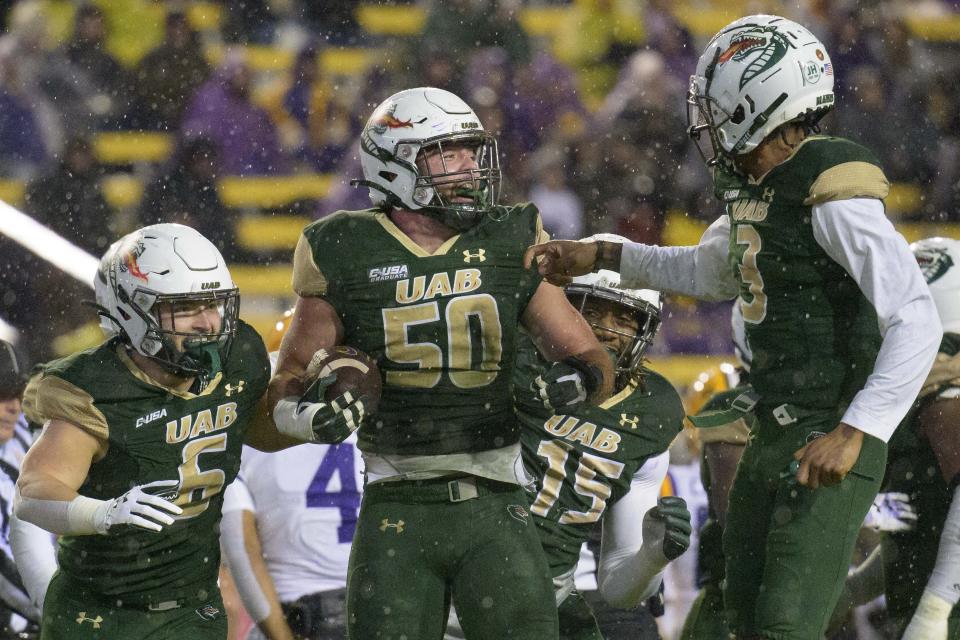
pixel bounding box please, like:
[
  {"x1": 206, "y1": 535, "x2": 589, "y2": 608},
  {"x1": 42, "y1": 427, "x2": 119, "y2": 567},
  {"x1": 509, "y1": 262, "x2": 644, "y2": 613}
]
[
  {"x1": 357, "y1": 87, "x2": 501, "y2": 230},
  {"x1": 565, "y1": 234, "x2": 662, "y2": 380},
  {"x1": 94, "y1": 223, "x2": 240, "y2": 378},
  {"x1": 911, "y1": 237, "x2": 960, "y2": 334},
  {"x1": 687, "y1": 15, "x2": 834, "y2": 165}
]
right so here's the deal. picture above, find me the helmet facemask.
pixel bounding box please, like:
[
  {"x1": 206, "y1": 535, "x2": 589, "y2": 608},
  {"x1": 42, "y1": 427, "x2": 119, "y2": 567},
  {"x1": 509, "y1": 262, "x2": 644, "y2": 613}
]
[
  {"x1": 565, "y1": 285, "x2": 661, "y2": 384},
  {"x1": 411, "y1": 132, "x2": 502, "y2": 230},
  {"x1": 114, "y1": 285, "x2": 240, "y2": 382}
]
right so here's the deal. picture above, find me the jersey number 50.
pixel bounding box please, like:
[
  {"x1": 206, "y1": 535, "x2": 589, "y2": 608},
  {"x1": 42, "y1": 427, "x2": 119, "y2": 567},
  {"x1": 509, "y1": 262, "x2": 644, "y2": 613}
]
[{"x1": 382, "y1": 293, "x2": 503, "y2": 389}]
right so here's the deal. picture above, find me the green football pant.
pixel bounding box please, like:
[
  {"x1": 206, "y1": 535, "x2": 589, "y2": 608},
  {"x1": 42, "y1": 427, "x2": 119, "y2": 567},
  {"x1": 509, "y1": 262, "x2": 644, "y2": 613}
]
[
  {"x1": 41, "y1": 571, "x2": 226, "y2": 640},
  {"x1": 680, "y1": 584, "x2": 729, "y2": 640},
  {"x1": 347, "y1": 476, "x2": 558, "y2": 640},
  {"x1": 723, "y1": 410, "x2": 885, "y2": 640},
  {"x1": 557, "y1": 591, "x2": 603, "y2": 640}
]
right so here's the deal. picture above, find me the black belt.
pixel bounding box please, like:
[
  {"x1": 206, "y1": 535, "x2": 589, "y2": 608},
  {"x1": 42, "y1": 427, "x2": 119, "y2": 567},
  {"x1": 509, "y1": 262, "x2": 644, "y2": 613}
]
[{"x1": 281, "y1": 589, "x2": 346, "y2": 637}]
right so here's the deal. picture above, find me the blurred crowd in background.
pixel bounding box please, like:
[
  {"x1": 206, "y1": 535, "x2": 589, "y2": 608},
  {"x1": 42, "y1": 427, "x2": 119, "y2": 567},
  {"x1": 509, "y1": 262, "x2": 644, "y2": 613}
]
[{"x1": 1, "y1": 0, "x2": 960, "y2": 370}]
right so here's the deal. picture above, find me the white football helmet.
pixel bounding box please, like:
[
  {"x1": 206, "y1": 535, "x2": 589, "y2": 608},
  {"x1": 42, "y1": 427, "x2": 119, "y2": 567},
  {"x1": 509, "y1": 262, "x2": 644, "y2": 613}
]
[
  {"x1": 94, "y1": 224, "x2": 240, "y2": 379},
  {"x1": 687, "y1": 15, "x2": 834, "y2": 166},
  {"x1": 356, "y1": 87, "x2": 501, "y2": 230},
  {"x1": 565, "y1": 234, "x2": 662, "y2": 380},
  {"x1": 911, "y1": 237, "x2": 960, "y2": 334}
]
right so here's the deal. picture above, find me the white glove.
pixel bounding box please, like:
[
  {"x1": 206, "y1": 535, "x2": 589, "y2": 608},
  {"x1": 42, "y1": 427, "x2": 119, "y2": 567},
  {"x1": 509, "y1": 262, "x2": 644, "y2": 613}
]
[
  {"x1": 902, "y1": 589, "x2": 953, "y2": 640},
  {"x1": 93, "y1": 480, "x2": 183, "y2": 534},
  {"x1": 862, "y1": 491, "x2": 917, "y2": 533}
]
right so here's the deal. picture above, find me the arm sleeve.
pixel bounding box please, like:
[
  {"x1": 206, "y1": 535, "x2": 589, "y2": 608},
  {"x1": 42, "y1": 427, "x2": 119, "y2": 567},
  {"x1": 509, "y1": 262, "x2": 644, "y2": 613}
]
[
  {"x1": 618, "y1": 216, "x2": 739, "y2": 301},
  {"x1": 219, "y1": 508, "x2": 272, "y2": 623},
  {"x1": 9, "y1": 514, "x2": 56, "y2": 617},
  {"x1": 811, "y1": 198, "x2": 942, "y2": 442},
  {"x1": 222, "y1": 475, "x2": 256, "y2": 515},
  {"x1": 598, "y1": 451, "x2": 670, "y2": 607}
]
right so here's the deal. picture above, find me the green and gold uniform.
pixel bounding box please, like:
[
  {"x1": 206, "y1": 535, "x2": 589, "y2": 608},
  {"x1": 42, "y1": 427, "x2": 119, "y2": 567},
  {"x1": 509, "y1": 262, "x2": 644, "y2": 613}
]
[
  {"x1": 293, "y1": 205, "x2": 557, "y2": 639},
  {"x1": 681, "y1": 385, "x2": 756, "y2": 640},
  {"x1": 882, "y1": 333, "x2": 960, "y2": 638},
  {"x1": 22, "y1": 321, "x2": 269, "y2": 640},
  {"x1": 718, "y1": 136, "x2": 889, "y2": 639},
  {"x1": 513, "y1": 335, "x2": 684, "y2": 640}
]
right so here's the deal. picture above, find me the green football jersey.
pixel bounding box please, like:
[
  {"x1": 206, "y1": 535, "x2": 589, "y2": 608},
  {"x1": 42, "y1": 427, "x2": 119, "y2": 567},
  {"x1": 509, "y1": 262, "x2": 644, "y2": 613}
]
[
  {"x1": 715, "y1": 136, "x2": 888, "y2": 410},
  {"x1": 514, "y1": 334, "x2": 684, "y2": 576},
  {"x1": 22, "y1": 321, "x2": 269, "y2": 606},
  {"x1": 882, "y1": 333, "x2": 960, "y2": 621},
  {"x1": 293, "y1": 205, "x2": 546, "y2": 456}
]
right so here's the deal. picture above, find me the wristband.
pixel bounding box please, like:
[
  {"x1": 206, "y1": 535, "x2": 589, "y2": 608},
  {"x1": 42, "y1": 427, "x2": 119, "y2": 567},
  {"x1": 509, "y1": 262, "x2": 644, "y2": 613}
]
[{"x1": 272, "y1": 396, "x2": 320, "y2": 442}]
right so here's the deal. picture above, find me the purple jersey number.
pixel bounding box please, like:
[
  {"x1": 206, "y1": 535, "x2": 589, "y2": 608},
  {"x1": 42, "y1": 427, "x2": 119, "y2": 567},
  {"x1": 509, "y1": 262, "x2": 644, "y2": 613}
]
[{"x1": 306, "y1": 443, "x2": 360, "y2": 543}]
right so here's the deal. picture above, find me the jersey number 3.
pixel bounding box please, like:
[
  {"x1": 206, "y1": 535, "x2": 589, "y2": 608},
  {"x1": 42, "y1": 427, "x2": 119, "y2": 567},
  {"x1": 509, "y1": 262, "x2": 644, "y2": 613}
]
[{"x1": 735, "y1": 225, "x2": 767, "y2": 323}]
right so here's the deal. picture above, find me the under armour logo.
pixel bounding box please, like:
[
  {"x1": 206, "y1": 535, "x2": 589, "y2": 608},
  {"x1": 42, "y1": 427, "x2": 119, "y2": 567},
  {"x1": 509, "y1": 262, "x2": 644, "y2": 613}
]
[
  {"x1": 619, "y1": 414, "x2": 639, "y2": 429},
  {"x1": 77, "y1": 612, "x2": 103, "y2": 628},
  {"x1": 379, "y1": 518, "x2": 404, "y2": 533},
  {"x1": 463, "y1": 249, "x2": 486, "y2": 263},
  {"x1": 762, "y1": 187, "x2": 775, "y2": 202},
  {"x1": 224, "y1": 381, "x2": 245, "y2": 396}
]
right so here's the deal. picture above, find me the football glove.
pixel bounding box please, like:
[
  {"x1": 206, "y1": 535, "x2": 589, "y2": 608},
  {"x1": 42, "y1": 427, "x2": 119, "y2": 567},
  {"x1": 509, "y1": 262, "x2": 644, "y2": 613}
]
[
  {"x1": 301, "y1": 372, "x2": 368, "y2": 441},
  {"x1": 862, "y1": 491, "x2": 917, "y2": 533},
  {"x1": 95, "y1": 480, "x2": 183, "y2": 534},
  {"x1": 533, "y1": 356, "x2": 602, "y2": 412},
  {"x1": 901, "y1": 589, "x2": 952, "y2": 640},
  {"x1": 642, "y1": 496, "x2": 692, "y2": 561}
]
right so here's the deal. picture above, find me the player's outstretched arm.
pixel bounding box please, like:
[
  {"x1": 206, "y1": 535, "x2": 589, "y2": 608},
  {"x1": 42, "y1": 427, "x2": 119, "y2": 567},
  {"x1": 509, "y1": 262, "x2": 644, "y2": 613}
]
[
  {"x1": 522, "y1": 281, "x2": 614, "y2": 407},
  {"x1": 221, "y1": 482, "x2": 295, "y2": 640},
  {"x1": 16, "y1": 420, "x2": 182, "y2": 534},
  {"x1": 523, "y1": 240, "x2": 607, "y2": 287}
]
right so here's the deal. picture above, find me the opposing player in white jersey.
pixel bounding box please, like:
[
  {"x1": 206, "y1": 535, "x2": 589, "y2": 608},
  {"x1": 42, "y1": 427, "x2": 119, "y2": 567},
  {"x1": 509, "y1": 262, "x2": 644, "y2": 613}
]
[{"x1": 220, "y1": 313, "x2": 363, "y2": 640}]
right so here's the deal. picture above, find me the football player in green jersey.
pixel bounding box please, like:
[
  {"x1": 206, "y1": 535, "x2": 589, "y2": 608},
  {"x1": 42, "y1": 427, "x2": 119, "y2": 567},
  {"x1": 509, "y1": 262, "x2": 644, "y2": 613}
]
[
  {"x1": 525, "y1": 15, "x2": 941, "y2": 640},
  {"x1": 14, "y1": 224, "x2": 300, "y2": 640},
  {"x1": 513, "y1": 246, "x2": 692, "y2": 640},
  {"x1": 882, "y1": 237, "x2": 960, "y2": 639},
  {"x1": 267, "y1": 87, "x2": 614, "y2": 640}
]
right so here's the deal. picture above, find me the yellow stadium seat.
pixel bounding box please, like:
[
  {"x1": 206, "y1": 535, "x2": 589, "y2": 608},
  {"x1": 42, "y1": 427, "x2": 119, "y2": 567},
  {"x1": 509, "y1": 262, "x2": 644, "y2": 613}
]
[
  {"x1": 236, "y1": 215, "x2": 311, "y2": 251},
  {"x1": 229, "y1": 264, "x2": 294, "y2": 297},
  {"x1": 94, "y1": 132, "x2": 174, "y2": 165},
  {"x1": 887, "y1": 182, "x2": 923, "y2": 216},
  {"x1": 356, "y1": 4, "x2": 426, "y2": 35},
  {"x1": 519, "y1": 6, "x2": 572, "y2": 37},
  {"x1": 218, "y1": 175, "x2": 333, "y2": 208},
  {"x1": 647, "y1": 354, "x2": 735, "y2": 387},
  {"x1": 320, "y1": 48, "x2": 382, "y2": 76},
  {"x1": 0, "y1": 180, "x2": 26, "y2": 207},
  {"x1": 101, "y1": 174, "x2": 144, "y2": 209},
  {"x1": 187, "y1": 2, "x2": 223, "y2": 31},
  {"x1": 905, "y1": 15, "x2": 960, "y2": 42},
  {"x1": 663, "y1": 210, "x2": 708, "y2": 246}
]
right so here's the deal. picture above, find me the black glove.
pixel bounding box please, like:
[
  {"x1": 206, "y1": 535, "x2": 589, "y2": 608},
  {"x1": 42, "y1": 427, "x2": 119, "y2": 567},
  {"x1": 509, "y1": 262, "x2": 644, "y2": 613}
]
[
  {"x1": 643, "y1": 496, "x2": 692, "y2": 561},
  {"x1": 300, "y1": 373, "x2": 368, "y2": 443},
  {"x1": 533, "y1": 356, "x2": 602, "y2": 412}
]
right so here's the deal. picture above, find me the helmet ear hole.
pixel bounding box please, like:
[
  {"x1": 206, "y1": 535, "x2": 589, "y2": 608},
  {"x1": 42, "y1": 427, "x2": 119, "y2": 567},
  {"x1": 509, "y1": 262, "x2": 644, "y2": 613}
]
[
  {"x1": 731, "y1": 104, "x2": 746, "y2": 125},
  {"x1": 378, "y1": 171, "x2": 397, "y2": 183}
]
